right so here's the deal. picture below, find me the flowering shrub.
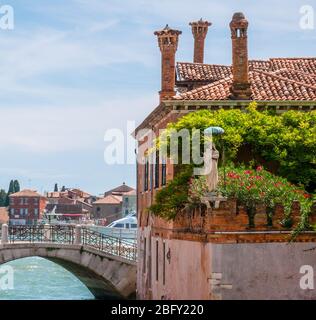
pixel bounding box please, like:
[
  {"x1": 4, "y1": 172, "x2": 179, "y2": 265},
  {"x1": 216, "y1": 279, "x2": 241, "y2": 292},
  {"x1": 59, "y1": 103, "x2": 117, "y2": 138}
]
[
  {"x1": 217, "y1": 165, "x2": 314, "y2": 228},
  {"x1": 188, "y1": 176, "x2": 208, "y2": 205}
]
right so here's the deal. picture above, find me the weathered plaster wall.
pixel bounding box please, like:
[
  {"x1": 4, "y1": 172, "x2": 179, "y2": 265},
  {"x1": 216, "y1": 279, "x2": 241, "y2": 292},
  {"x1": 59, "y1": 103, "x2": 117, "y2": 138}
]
[
  {"x1": 212, "y1": 243, "x2": 316, "y2": 300},
  {"x1": 137, "y1": 235, "x2": 316, "y2": 300}
]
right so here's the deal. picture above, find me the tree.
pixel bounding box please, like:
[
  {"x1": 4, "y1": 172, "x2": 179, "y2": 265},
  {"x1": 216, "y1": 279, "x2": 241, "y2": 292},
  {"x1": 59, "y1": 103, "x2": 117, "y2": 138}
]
[
  {"x1": 13, "y1": 180, "x2": 20, "y2": 193},
  {"x1": 5, "y1": 180, "x2": 15, "y2": 206},
  {"x1": 0, "y1": 189, "x2": 7, "y2": 207},
  {"x1": 54, "y1": 183, "x2": 59, "y2": 192},
  {"x1": 61, "y1": 186, "x2": 66, "y2": 192}
]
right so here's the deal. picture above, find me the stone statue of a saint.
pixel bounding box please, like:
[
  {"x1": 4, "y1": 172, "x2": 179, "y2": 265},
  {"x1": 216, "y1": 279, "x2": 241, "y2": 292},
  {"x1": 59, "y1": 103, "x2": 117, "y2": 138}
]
[{"x1": 205, "y1": 143, "x2": 220, "y2": 192}]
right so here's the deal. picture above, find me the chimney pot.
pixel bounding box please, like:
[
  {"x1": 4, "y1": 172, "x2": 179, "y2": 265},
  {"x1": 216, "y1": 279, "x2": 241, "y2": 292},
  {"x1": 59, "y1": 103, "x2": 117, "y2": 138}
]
[
  {"x1": 189, "y1": 19, "x2": 212, "y2": 64},
  {"x1": 154, "y1": 26, "x2": 182, "y2": 102},
  {"x1": 230, "y1": 12, "x2": 252, "y2": 100}
]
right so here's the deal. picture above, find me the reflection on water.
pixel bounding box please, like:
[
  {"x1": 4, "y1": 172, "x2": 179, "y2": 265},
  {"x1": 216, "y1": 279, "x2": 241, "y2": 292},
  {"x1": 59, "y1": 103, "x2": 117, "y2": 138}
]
[{"x1": 0, "y1": 257, "x2": 94, "y2": 300}]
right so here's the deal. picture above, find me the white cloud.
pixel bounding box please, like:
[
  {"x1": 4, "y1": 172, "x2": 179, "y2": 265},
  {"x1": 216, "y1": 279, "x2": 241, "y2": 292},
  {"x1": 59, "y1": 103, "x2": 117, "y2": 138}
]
[{"x1": 0, "y1": 95, "x2": 156, "y2": 153}]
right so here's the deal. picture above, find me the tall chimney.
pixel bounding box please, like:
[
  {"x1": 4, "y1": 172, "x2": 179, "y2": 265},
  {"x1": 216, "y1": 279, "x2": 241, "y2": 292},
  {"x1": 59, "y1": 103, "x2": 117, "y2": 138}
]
[
  {"x1": 190, "y1": 19, "x2": 212, "y2": 64},
  {"x1": 154, "y1": 25, "x2": 182, "y2": 102},
  {"x1": 230, "y1": 12, "x2": 252, "y2": 100}
]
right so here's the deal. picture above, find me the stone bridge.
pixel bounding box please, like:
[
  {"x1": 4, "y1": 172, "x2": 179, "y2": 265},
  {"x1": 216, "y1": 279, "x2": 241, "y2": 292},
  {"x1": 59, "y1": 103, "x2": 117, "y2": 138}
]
[{"x1": 0, "y1": 224, "x2": 137, "y2": 299}]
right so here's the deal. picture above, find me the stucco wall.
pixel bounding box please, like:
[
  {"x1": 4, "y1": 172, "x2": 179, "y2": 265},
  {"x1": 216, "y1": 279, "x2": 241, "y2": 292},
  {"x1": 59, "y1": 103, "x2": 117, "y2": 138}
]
[
  {"x1": 212, "y1": 243, "x2": 316, "y2": 300},
  {"x1": 137, "y1": 232, "x2": 316, "y2": 300}
]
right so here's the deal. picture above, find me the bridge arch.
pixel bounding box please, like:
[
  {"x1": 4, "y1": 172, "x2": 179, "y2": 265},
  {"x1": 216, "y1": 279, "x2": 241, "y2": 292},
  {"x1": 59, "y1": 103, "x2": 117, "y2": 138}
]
[{"x1": 0, "y1": 243, "x2": 136, "y2": 299}]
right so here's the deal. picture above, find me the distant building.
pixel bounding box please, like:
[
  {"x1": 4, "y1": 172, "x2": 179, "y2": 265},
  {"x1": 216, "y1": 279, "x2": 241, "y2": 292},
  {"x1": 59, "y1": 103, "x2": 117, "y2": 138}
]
[
  {"x1": 122, "y1": 190, "x2": 136, "y2": 216},
  {"x1": 92, "y1": 183, "x2": 136, "y2": 224},
  {"x1": 46, "y1": 188, "x2": 93, "y2": 219},
  {"x1": 0, "y1": 208, "x2": 9, "y2": 226},
  {"x1": 9, "y1": 190, "x2": 47, "y2": 225}
]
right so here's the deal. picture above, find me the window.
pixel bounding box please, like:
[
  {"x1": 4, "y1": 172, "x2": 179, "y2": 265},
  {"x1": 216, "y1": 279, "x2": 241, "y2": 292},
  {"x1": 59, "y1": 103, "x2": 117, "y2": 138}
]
[
  {"x1": 144, "y1": 157, "x2": 149, "y2": 191},
  {"x1": 25, "y1": 208, "x2": 28, "y2": 216},
  {"x1": 34, "y1": 198, "x2": 38, "y2": 205},
  {"x1": 20, "y1": 208, "x2": 24, "y2": 216},
  {"x1": 20, "y1": 198, "x2": 24, "y2": 205},
  {"x1": 150, "y1": 154, "x2": 154, "y2": 191},
  {"x1": 113, "y1": 223, "x2": 124, "y2": 228},
  {"x1": 131, "y1": 224, "x2": 137, "y2": 229},
  {"x1": 34, "y1": 208, "x2": 38, "y2": 217},
  {"x1": 10, "y1": 208, "x2": 14, "y2": 215},
  {"x1": 163, "y1": 242, "x2": 166, "y2": 286},
  {"x1": 143, "y1": 237, "x2": 147, "y2": 274},
  {"x1": 156, "y1": 240, "x2": 159, "y2": 282},
  {"x1": 154, "y1": 150, "x2": 160, "y2": 189},
  {"x1": 161, "y1": 158, "x2": 167, "y2": 186},
  {"x1": 24, "y1": 198, "x2": 28, "y2": 205}
]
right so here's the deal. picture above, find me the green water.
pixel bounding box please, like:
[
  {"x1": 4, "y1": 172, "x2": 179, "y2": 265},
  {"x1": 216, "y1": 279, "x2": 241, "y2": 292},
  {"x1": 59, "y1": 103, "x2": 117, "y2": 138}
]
[{"x1": 0, "y1": 257, "x2": 94, "y2": 300}]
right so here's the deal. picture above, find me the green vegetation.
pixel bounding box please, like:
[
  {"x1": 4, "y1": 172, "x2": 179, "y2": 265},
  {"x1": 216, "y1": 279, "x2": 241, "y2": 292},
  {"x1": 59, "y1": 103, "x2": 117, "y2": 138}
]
[
  {"x1": 159, "y1": 102, "x2": 316, "y2": 192},
  {"x1": 150, "y1": 103, "x2": 316, "y2": 227},
  {"x1": 0, "y1": 179, "x2": 21, "y2": 207},
  {"x1": 217, "y1": 165, "x2": 313, "y2": 229}
]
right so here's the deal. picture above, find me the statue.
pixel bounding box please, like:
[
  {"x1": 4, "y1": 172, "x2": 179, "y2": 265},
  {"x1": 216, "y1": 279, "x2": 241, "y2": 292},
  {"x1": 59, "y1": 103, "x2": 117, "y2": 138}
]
[{"x1": 205, "y1": 143, "x2": 220, "y2": 192}]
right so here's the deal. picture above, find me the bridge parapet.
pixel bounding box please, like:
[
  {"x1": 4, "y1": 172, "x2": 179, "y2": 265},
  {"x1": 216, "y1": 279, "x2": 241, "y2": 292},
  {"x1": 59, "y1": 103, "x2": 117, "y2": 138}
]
[{"x1": 1, "y1": 224, "x2": 137, "y2": 262}]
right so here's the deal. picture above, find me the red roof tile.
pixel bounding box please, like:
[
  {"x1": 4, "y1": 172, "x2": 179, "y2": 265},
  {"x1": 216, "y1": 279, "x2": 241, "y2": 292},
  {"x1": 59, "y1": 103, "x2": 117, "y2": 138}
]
[
  {"x1": 93, "y1": 195, "x2": 122, "y2": 205},
  {"x1": 9, "y1": 189, "x2": 45, "y2": 198},
  {"x1": 175, "y1": 70, "x2": 316, "y2": 101},
  {"x1": 177, "y1": 62, "x2": 231, "y2": 82}
]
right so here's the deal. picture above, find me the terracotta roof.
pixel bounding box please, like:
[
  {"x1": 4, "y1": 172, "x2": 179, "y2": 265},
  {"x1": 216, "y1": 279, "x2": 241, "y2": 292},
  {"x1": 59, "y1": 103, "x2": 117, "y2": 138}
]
[
  {"x1": 93, "y1": 195, "x2": 122, "y2": 205},
  {"x1": 270, "y1": 58, "x2": 316, "y2": 74},
  {"x1": 123, "y1": 190, "x2": 136, "y2": 196},
  {"x1": 104, "y1": 184, "x2": 134, "y2": 197},
  {"x1": 175, "y1": 70, "x2": 316, "y2": 101},
  {"x1": 176, "y1": 58, "x2": 316, "y2": 85},
  {"x1": 177, "y1": 62, "x2": 231, "y2": 82},
  {"x1": 9, "y1": 189, "x2": 44, "y2": 198},
  {"x1": 272, "y1": 68, "x2": 316, "y2": 87}
]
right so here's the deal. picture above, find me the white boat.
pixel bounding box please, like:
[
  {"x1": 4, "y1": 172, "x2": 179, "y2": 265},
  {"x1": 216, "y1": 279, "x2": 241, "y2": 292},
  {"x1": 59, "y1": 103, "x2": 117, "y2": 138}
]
[{"x1": 88, "y1": 213, "x2": 137, "y2": 240}]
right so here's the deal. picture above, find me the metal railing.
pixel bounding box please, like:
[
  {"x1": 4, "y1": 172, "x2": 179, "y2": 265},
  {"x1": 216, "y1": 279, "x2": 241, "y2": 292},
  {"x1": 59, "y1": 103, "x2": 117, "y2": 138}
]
[{"x1": 2, "y1": 225, "x2": 137, "y2": 261}]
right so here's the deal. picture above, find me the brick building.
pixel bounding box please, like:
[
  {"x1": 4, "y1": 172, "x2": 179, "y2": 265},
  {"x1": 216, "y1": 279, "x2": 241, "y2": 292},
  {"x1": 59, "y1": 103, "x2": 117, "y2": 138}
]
[
  {"x1": 9, "y1": 190, "x2": 47, "y2": 225},
  {"x1": 92, "y1": 184, "x2": 136, "y2": 224},
  {"x1": 46, "y1": 188, "x2": 93, "y2": 219},
  {"x1": 135, "y1": 13, "x2": 316, "y2": 300}
]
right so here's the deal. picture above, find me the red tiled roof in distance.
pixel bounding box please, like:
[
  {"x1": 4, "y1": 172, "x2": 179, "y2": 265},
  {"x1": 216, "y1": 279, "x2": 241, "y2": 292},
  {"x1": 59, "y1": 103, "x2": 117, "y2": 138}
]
[
  {"x1": 9, "y1": 189, "x2": 45, "y2": 198},
  {"x1": 93, "y1": 195, "x2": 122, "y2": 205}
]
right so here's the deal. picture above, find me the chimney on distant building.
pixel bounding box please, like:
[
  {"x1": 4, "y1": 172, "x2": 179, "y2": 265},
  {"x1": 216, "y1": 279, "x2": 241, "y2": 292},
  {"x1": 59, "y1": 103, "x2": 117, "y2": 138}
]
[
  {"x1": 230, "y1": 12, "x2": 252, "y2": 100},
  {"x1": 190, "y1": 19, "x2": 211, "y2": 64},
  {"x1": 154, "y1": 25, "x2": 182, "y2": 102}
]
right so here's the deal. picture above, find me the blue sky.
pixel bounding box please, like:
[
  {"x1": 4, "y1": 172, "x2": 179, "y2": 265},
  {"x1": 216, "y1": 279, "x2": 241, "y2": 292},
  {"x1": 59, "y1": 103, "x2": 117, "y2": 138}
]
[{"x1": 0, "y1": 0, "x2": 315, "y2": 195}]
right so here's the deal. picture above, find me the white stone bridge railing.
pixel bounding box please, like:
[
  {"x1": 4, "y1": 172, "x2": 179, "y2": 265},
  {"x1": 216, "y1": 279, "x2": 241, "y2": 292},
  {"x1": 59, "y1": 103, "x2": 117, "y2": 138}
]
[{"x1": 0, "y1": 224, "x2": 137, "y2": 262}]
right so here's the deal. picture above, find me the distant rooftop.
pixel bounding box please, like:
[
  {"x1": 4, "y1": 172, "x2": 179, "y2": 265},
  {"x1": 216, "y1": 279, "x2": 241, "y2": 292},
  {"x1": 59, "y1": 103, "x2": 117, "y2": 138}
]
[{"x1": 9, "y1": 189, "x2": 45, "y2": 198}]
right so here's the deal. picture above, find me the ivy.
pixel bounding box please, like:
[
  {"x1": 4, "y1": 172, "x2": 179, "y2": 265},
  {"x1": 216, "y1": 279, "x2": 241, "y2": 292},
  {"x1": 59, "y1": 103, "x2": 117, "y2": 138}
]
[{"x1": 160, "y1": 102, "x2": 316, "y2": 192}]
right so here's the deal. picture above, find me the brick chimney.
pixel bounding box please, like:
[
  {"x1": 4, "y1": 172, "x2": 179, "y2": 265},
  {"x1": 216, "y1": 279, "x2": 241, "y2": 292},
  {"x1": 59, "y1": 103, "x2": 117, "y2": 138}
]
[
  {"x1": 230, "y1": 12, "x2": 252, "y2": 100},
  {"x1": 189, "y1": 19, "x2": 212, "y2": 64},
  {"x1": 154, "y1": 25, "x2": 182, "y2": 102}
]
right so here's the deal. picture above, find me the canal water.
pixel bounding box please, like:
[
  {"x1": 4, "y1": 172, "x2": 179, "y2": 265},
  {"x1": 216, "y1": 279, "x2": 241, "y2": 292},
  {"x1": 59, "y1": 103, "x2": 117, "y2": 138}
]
[{"x1": 0, "y1": 257, "x2": 94, "y2": 300}]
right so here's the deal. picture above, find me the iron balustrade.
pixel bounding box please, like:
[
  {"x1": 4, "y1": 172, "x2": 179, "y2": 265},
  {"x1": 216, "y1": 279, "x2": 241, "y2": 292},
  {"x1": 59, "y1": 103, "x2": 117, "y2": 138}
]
[
  {"x1": 82, "y1": 227, "x2": 137, "y2": 261},
  {"x1": 5, "y1": 225, "x2": 137, "y2": 262},
  {"x1": 9, "y1": 225, "x2": 45, "y2": 243}
]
